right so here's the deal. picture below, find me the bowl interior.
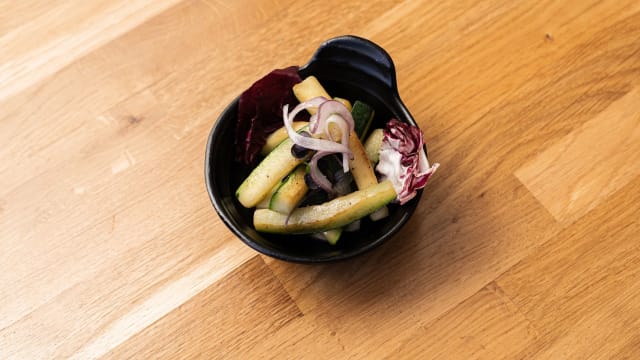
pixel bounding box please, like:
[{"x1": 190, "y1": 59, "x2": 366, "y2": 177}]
[{"x1": 206, "y1": 71, "x2": 422, "y2": 263}]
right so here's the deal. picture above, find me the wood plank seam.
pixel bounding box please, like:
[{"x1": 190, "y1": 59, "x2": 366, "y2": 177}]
[
  {"x1": 70, "y1": 251, "x2": 258, "y2": 359},
  {"x1": 515, "y1": 87, "x2": 640, "y2": 226},
  {"x1": 260, "y1": 255, "x2": 305, "y2": 316},
  {"x1": 485, "y1": 281, "x2": 541, "y2": 339},
  {"x1": 0, "y1": 0, "x2": 184, "y2": 103}
]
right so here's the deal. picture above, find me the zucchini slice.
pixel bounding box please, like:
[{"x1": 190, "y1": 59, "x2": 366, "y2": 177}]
[
  {"x1": 236, "y1": 127, "x2": 309, "y2": 208},
  {"x1": 351, "y1": 100, "x2": 375, "y2": 139},
  {"x1": 363, "y1": 128, "x2": 384, "y2": 164},
  {"x1": 269, "y1": 166, "x2": 308, "y2": 214},
  {"x1": 292, "y1": 76, "x2": 331, "y2": 114},
  {"x1": 254, "y1": 180, "x2": 396, "y2": 234},
  {"x1": 261, "y1": 121, "x2": 308, "y2": 155}
]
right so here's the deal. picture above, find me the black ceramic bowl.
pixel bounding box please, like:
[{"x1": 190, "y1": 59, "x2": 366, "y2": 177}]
[{"x1": 205, "y1": 35, "x2": 427, "y2": 263}]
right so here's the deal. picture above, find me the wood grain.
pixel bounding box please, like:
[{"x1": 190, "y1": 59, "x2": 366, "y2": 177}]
[
  {"x1": 1, "y1": 0, "x2": 639, "y2": 359},
  {"x1": 391, "y1": 282, "x2": 540, "y2": 359},
  {"x1": 516, "y1": 88, "x2": 640, "y2": 225},
  {"x1": 102, "y1": 256, "x2": 302, "y2": 360},
  {"x1": 495, "y1": 176, "x2": 640, "y2": 359},
  {"x1": 0, "y1": 0, "x2": 182, "y2": 100}
]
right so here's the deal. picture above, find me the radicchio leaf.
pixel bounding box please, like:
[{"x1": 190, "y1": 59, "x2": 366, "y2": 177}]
[
  {"x1": 376, "y1": 119, "x2": 439, "y2": 205},
  {"x1": 234, "y1": 66, "x2": 307, "y2": 165}
]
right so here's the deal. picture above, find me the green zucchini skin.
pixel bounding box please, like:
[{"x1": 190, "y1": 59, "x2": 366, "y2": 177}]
[
  {"x1": 269, "y1": 166, "x2": 308, "y2": 214},
  {"x1": 254, "y1": 180, "x2": 396, "y2": 234},
  {"x1": 236, "y1": 127, "x2": 309, "y2": 208}
]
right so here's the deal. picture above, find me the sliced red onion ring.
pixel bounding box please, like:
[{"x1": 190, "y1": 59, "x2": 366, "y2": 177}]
[
  {"x1": 283, "y1": 97, "x2": 356, "y2": 179},
  {"x1": 310, "y1": 100, "x2": 355, "y2": 173},
  {"x1": 323, "y1": 114, "x2": 352, "y2": 173},
  {"x1": 283, "y1": 102, "x2": 352, "y2": 155},
  {"x1": 311, "y1": 100, "x2": 355, "y2": 135},
  {"x1": 284, "y1": 98, "x2": 326, "y2": 131},
  {"x1": 309, "y1": 151, "x2": 335, "y2": 195}
]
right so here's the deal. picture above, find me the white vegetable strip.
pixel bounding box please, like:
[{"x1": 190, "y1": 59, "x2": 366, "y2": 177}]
[
  {"x1": 283, "y1": 100, "x2": 352, "y2": 155},
  {"x1": 376, "y1": 119, "x2": 439, "y2": 205},
  {"x1": 309, "y1": 151, "x2": 335, "y2": 195},
  {"x1": 311, "y1": 100, "x2": 355, "y2": 135},
  {"x1": 323, "y1": 114, "x2": 352, "y2": 173},
  {"x1": 312, "y1": 100, "x2": 355, "y2": 173}
]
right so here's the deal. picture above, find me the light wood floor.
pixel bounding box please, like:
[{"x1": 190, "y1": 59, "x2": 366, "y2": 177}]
[{"x1": 1, "y1": 1, "x2": 639, "y2": 358}]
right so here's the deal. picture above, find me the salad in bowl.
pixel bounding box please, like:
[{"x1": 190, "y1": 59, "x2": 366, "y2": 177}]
[{"x1": 206, "y1": 35, "x2": 438, "y2": 262}]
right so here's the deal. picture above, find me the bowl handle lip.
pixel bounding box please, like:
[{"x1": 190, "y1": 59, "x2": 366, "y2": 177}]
[
  {"x1": 299, "y1": 35, "x2": 399, "y2": 95},
  {"x1": 298, "y1": 35, "x2": 426, "y2": 157}
]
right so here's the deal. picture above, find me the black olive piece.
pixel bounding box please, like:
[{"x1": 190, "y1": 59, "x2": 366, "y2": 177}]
[
  {"x1": 334, "y1": 170, "x2": 354, "y2": 195},
  {"x1": 291, "y1": 144, "x2": 311, "y2": 159},
  {"x1": 299, "y1": 188, "x2": 329, "y2": 207},
  {"x1": 304, "y1": 173, "x2": 319, "y2": 190},
  {"x1": 290, "y1": 131, "x2": 313, "y2": 159}
]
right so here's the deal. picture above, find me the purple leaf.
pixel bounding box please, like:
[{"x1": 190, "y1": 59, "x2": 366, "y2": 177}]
[
  {"x1": 376, "y1": 119, "x2": 439, "y2": 205},
  {"x1": 234, "y1": 66, "x2": 307, "y2": 165}
]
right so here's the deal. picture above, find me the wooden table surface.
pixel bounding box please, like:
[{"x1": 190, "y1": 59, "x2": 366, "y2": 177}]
[{"x1": 1, "y1": 1, "x2": 639, "y2": 359}]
